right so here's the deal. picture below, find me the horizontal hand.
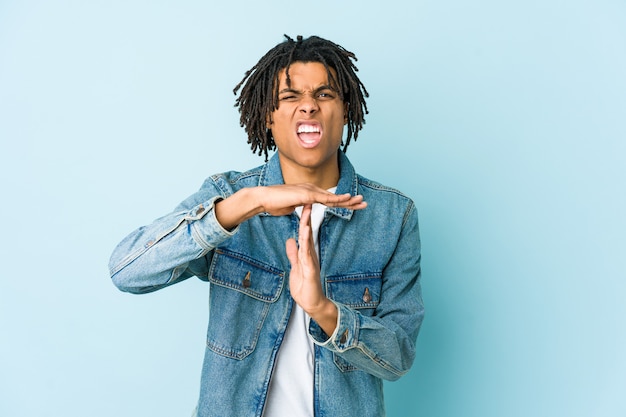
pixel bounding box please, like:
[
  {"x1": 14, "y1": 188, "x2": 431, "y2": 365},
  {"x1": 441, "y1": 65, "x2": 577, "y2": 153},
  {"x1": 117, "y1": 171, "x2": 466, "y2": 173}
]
[
  {"x1": 215, "y1": 184, "x2": 367, "y2": 230},
  {"x1": 260, "y1": 184, "x2": 366, "y2": 216}
]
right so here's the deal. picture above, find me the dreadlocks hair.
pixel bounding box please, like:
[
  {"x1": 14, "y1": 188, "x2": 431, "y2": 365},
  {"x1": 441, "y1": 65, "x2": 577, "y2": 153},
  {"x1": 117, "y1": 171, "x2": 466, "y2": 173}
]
[{"x1": 233, "y1": 34, "x2": 369, "y2": 161}]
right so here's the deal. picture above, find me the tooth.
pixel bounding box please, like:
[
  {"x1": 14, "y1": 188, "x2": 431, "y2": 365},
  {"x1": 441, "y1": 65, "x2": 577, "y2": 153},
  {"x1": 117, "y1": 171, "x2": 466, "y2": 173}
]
[{"x1": 298, "y1": 124, "x2": 319, "y2": 133}]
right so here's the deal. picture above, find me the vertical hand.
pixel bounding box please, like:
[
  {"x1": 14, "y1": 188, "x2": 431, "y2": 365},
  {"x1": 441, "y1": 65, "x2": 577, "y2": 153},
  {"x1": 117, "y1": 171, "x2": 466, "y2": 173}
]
[{"x1": 286, "y1": 204, "x2": 338, "y2": 336}]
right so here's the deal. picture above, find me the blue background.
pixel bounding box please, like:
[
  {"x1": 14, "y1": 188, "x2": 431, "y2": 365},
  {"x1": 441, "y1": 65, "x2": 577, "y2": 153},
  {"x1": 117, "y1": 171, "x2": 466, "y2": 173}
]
[{"x1": 1, "y1": 1, "x2": 625, "y2": 416}]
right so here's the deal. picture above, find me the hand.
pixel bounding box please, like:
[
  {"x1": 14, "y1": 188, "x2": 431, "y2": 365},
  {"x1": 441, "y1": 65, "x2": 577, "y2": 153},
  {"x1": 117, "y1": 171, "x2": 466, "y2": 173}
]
[
  {"x1": 215, "y1": 183, "x2": 367, "y2": 230},
  {"x1": 286, "y1": 204, "x2": 338, "y2": 336},
  {"x1": 260, "y1": 184, "x2": 366, "y2": 216}
]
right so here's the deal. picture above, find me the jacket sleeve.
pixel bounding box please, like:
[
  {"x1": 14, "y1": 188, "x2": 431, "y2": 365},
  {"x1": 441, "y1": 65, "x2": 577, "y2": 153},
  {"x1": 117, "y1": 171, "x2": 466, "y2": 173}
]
[
  {"x1": 308, "y1": 202, "x2": 424, "y2": 381},
  {"x1": 108, "y1": 182, "x2": 238, "y2": 294}
]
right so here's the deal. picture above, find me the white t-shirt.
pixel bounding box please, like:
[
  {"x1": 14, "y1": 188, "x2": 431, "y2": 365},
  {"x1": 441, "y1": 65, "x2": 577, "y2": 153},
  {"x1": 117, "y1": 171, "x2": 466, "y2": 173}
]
[{"x1": 263, "y1": 195, "x2": 334, "y2": 417}]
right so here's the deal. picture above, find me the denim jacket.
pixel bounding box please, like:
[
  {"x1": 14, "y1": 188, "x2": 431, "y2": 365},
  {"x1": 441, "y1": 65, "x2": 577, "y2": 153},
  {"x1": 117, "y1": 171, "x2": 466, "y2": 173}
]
[{"x1": 109, "y1": 151, "x2": 424, "y2": 417}]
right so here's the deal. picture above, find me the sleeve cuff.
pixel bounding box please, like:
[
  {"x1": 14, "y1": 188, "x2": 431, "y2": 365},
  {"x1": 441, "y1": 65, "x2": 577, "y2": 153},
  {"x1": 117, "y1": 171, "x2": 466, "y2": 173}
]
[
  {"x1": 189, "y1": 196, "x2": 239, "y2": 252},
  {"x1": 308, "y1": 300, "x2": 359, "y2": 352}
]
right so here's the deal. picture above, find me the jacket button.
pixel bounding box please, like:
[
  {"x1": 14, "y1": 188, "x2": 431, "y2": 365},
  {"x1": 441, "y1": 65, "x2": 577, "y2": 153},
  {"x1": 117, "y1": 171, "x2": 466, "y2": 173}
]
[
  {"x1": 339, "y1": 329, "x2": 349, "y2": 344},
  {"x1": 242, "y1": 271, "x2": 251, "y2": 288},
  {"x1": 362, "y1": 287, "x2": 372, "y2": 303}
]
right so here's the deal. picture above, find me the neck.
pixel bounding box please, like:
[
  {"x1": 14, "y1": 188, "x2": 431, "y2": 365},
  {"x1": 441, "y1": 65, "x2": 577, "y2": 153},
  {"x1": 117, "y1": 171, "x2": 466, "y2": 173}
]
[{"x1": 278, "y1": 156, "x2": 340, "y2": 189}]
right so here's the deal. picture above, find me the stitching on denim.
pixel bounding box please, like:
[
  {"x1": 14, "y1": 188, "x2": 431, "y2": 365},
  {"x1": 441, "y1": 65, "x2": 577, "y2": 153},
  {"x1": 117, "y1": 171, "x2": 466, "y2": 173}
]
[
  {"x1": 206, "y1": 301, "x2": 271, "y2": 360},
  {"x1": 326, "y1": 273, "x2": 383, "y2": 282},
  {"x1": 214, "y1": 248, "x2": 284, "y2": 276},
  {"x1": 208, "y1": 250, "x2": 285, "y2": 303},
  {"x1": 109, "y1": 216, "x2": 187, "y2": 276}
]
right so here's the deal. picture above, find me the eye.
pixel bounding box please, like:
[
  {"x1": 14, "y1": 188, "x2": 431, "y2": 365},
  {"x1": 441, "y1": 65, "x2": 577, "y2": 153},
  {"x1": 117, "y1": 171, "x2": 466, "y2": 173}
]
[
  {"x1": 317, "y1": 90, "x2": 336, "y2": 100},
  {"x1": 279, "y1": 95, "x2": 297, "y2": 101}
]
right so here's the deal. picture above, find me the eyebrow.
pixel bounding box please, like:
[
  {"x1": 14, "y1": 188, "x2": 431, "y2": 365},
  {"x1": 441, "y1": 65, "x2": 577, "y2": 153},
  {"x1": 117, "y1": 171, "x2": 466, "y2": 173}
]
[{"x1": 278, "y1": 85, "x2": 337, "y2": 95}]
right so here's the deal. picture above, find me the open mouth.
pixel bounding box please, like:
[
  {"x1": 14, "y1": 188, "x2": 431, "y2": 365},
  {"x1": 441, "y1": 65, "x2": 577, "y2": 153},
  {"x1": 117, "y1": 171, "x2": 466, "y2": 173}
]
[{"x1": 297, "y1": 122, "x2": 322, "y2": 148}]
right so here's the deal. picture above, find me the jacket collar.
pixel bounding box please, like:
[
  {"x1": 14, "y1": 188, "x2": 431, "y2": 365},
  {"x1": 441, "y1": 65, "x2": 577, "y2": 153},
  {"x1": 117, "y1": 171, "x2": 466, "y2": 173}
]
[{"x1": 258, "y1": 151, "x2": 358, "y2": 220}]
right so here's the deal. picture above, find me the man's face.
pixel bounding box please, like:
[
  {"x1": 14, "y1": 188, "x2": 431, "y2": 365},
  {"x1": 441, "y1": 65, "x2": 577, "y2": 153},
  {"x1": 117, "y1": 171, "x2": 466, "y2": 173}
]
[{"x1": 268, "y1": 61, "x2": 346, "y2": 184}]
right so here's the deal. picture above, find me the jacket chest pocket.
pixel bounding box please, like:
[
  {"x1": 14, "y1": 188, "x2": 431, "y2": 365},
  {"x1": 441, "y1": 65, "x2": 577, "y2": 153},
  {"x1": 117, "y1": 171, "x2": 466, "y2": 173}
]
[
  {"x1": 325, "y1": 273, "x2": 382, "y2": 315},
  {"x1": 206, "y1": 249, "x2": 284, "y2": 360}
]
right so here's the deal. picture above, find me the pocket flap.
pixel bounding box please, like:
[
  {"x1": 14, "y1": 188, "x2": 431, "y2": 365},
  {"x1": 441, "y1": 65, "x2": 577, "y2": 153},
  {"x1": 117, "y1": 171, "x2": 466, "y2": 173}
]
[
  {"x1": 209, "y1": 249, "x2": 284, "y2": 302},
  {"x1": 326, "y1": 273, "x2": 382, "y2": 308}
]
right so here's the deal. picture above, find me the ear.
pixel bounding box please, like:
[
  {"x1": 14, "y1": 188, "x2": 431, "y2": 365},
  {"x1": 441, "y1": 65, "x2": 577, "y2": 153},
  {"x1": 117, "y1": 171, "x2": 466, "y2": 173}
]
[
  {"x1": 344, "y1": 103, "x2": 349, "y2": 125},
  {"x1": 266, "y1": 113, "x2": 273, "y2": 128}
]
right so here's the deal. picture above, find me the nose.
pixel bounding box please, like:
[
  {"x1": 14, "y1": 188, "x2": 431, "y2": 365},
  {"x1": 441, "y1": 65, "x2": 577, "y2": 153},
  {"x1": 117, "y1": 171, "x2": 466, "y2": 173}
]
[{"x1": 299, "y1": 94, "x2": 319, "y2": 114}]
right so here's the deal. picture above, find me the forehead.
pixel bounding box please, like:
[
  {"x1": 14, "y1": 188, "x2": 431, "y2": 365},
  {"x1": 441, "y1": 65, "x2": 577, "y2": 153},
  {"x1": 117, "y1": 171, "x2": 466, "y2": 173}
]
[{"x1": 277, "y1": 61, "x2": 337, "y2": 88}]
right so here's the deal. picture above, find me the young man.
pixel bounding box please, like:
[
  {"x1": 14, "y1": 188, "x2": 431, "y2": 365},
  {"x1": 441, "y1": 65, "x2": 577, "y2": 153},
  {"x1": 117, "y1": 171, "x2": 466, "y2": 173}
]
[{"x1": 109, "y1": 35, "x2": 424, "y2": 417}]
